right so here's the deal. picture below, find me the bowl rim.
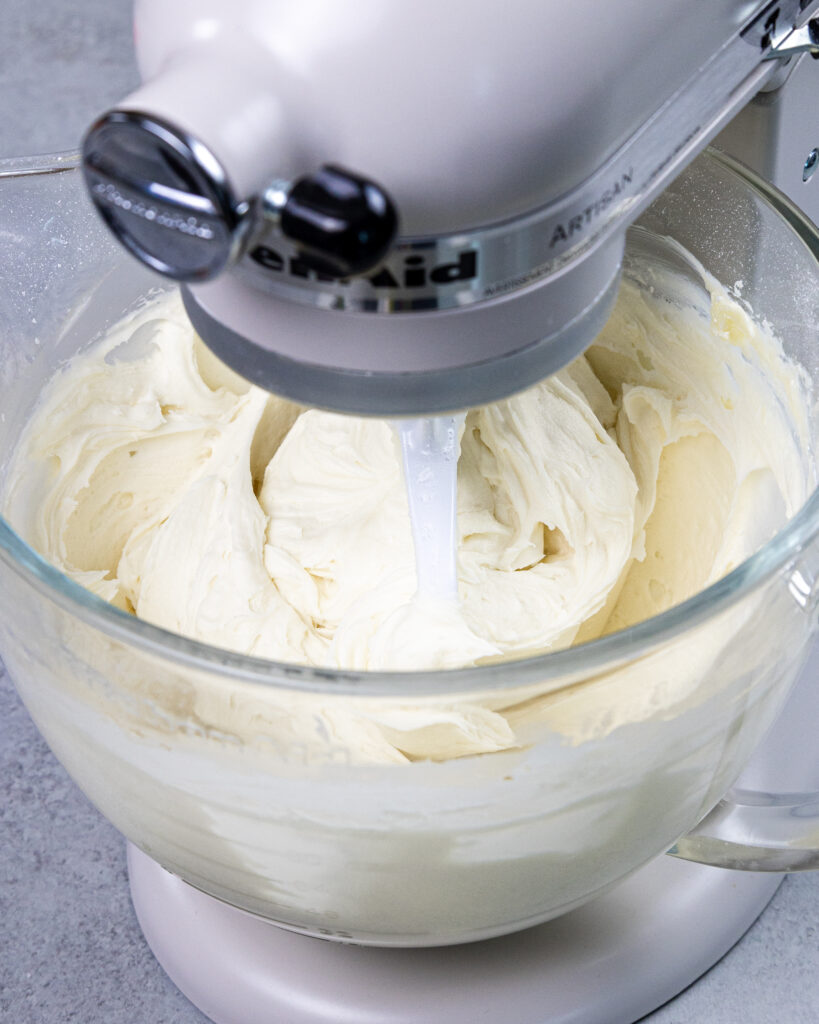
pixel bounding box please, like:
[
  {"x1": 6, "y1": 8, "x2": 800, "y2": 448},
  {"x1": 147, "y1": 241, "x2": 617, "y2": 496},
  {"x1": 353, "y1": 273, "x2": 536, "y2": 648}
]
[{"x1": 1, "y1": 147, "x2": 818, "y2": 697}]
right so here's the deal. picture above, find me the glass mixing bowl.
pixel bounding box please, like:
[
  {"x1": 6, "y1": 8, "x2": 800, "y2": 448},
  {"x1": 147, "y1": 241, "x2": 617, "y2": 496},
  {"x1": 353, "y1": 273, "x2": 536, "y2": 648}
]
[{"x1": 1, "y1": 149, "x2": 818, "y2": 947}]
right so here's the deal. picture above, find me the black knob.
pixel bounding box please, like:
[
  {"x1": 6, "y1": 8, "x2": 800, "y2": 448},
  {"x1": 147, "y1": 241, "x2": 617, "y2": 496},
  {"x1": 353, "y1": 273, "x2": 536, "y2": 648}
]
[
  {"x1": 82, "y1": 110, "x2": 246, "y2": 282},
  {"x1": 280, "y1": 165, "x2": 398, "y2": 278}
]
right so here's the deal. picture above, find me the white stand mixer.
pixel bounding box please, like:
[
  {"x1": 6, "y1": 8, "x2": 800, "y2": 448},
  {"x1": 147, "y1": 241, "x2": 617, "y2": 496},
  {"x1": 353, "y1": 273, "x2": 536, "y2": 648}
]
[
  {"x1": 83, "y1": 0, "x2": 819, "y2": 414},
  {"x1": 55, "y1": 1, "x2": 819, "y2": 1020}
]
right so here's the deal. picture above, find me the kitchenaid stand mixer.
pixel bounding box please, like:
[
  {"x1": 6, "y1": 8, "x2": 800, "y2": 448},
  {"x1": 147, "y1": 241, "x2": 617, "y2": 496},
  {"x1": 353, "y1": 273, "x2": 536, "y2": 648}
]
[
  {"x1": 81, "y1": 0, "x2": 819, "y2": 417},
  {"x1": 3, "y1": 1, "x2": 819, "y2": 1022}
]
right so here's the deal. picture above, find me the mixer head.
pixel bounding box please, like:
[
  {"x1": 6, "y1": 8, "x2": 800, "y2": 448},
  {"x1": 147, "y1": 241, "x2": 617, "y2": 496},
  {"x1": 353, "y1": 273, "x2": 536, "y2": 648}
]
[
  {"x1": 80, "y1": 0, "x2": 818, "y2": 416},
  {"x1": 83, "y1": 108, "x2": 619, "y2": 415}
]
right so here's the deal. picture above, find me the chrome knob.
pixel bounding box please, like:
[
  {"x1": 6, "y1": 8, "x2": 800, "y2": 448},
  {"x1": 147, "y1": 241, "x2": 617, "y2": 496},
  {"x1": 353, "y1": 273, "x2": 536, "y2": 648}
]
[
  {"x1": 82, "y1": 110, "x2": 398, "y2": 284},
  {"x1": 82, "y1": 110, "x2": 247, "y2": 282}
]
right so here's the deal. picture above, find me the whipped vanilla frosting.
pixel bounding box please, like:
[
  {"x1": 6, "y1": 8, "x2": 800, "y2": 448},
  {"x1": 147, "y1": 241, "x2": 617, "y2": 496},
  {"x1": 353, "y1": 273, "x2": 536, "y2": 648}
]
[
  {"x1": 2, "y1": 243, "x2": 813, "y2": 768},
  {"x1": 2, "y1": 232, "x2": 815, "y2": 946},
  {"x1": 5, "y1": 249, "x2": 811, "y2": 677}
]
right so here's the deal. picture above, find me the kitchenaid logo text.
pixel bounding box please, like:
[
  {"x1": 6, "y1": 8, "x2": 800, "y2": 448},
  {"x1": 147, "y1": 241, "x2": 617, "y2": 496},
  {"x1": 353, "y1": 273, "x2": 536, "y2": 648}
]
[
  {"x1": 92, "y1": 182, "x2": 216, "y2": 239},
  {"x1": 249, "y1": 246, "x2": 478, "y2": 288},
  {"x1": 549, "y1": 169, "x2": 633, "y2": 248}
]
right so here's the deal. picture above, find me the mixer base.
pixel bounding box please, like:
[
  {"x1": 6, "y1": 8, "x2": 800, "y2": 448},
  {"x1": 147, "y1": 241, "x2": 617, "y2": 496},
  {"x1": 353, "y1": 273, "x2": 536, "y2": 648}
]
[{"x1": 128, "y1": 843, "x2": 780, "y2": 1024}]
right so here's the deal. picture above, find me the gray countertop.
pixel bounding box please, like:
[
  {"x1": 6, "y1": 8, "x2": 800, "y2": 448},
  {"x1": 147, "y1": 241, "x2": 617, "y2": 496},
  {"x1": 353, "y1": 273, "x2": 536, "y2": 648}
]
[{"x1": 0, "y1": 2, "x2": 818, "y2": 1022}]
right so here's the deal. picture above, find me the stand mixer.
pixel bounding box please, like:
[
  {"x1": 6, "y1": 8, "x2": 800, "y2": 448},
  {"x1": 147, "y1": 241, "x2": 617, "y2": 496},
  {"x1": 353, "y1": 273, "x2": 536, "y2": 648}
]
[
  {"x1": 2, "y1": 2, "x2": 819, "y2": 1023},
  {"x1": 81, "y1": 0, "x2": 819, "y2": 415}
]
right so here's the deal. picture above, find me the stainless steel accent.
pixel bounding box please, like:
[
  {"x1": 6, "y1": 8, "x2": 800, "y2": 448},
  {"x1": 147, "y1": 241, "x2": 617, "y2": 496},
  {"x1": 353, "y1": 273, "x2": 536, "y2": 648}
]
[
  {"x1": 82, "y1": 110, "x2": 250, "y2": 282},
  {"x1": 182, "y1": 242, "x2": 623, "y2": 416},
  {"x1": 762, "y1": 17, "x2": 819, "y2": 59},
  {"x1": 258, "y1": 178, "x2": 292, "y2": 231},
  {"x1": 742, "y1": 0, "x2": 816, "y2": 51}
]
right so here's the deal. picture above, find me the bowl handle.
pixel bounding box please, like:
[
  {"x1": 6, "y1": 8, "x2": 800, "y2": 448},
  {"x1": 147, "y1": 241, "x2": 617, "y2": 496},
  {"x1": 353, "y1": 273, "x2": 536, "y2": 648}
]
[
  {"x1": 671, "y1": 551, "x2": 819, "y2": 872},
  {"x1": 668, "y1": 787, "x2": 819, "y2": 871}
]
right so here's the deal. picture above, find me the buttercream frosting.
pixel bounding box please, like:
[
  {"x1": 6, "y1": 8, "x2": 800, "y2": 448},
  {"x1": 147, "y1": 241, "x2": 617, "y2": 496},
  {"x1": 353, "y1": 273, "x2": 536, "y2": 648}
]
[{"x1": 3, "y1": 242, "x2": 812, "y2": 762}]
